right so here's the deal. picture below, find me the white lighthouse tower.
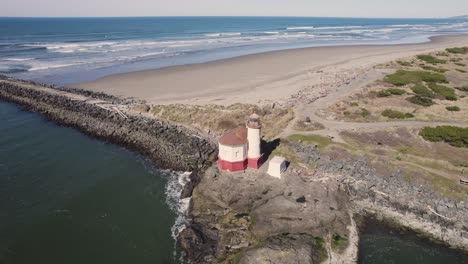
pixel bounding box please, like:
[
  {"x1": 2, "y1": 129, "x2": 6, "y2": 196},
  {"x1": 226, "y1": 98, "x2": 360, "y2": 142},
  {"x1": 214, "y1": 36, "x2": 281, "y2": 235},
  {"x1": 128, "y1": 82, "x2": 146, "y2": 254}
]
[{"x1": 246, "y1": 113, "x2": 263, "y2": 169}]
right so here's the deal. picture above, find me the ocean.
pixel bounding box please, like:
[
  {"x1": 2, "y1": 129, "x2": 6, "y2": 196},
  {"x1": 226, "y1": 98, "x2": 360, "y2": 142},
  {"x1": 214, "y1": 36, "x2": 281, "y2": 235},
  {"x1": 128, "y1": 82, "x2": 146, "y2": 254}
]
[
  {"x1": 0, "y1": 101, "x2": 185, "y2": 264},
  {"x1": 1, "y1": 16, "x2": 468, "y2": 84}
]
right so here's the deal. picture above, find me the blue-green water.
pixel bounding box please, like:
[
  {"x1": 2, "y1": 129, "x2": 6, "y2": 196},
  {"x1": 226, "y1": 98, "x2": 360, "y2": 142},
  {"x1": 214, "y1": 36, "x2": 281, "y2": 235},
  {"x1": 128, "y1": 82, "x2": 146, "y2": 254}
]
[
  {"x1": 359, "y1": 222, "x2": 468, "y2": 264},
  {"x1": 0, "y1": 101, "x2": 179, "y2": 264},
  {"x1": 1, "y1": 16, "x2": 467, "y2": 84}
]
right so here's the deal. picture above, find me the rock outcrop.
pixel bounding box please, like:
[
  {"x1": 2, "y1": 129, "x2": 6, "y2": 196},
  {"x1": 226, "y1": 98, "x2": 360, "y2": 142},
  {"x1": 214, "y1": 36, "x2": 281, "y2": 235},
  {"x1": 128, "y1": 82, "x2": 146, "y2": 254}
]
[{"x1": 0, "y1": 77, "x2": 217, "y2": 172}]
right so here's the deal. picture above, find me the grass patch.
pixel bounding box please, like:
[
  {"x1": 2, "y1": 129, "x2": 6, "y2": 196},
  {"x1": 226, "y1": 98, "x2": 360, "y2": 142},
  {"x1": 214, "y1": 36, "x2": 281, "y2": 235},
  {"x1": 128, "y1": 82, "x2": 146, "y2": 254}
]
[
  {"x1": 150, "y1": 103, "x2": 294, "y2": 139},
  {"x1": 397, "y1": 61, "x2": 412, "y2": 66},
  {"x1": 384, "y1": 70, "x2": 448, "y2": 86},
  {"x1": 288, "y1": 134, "x2": 334, "y2": 150},
  {"x1": 427, "y1": 83, "x2": 457, "y2": 101},
  {"x1": 411, "y1": 85, "x2": 435, "y2": 98},
  {"x1": 419, "y1": 126, "x2": 468, "y2": 148},
  {"x1": 446, "y1": 47, "x2": 468, "y2": 54},
  {"x1": 420, "y1": 65, "x2": 448, "y2": 73},
  {"x1": 407, "y1": 95, "x2": 434, "y2": 106},
  {"x1": 331, "y1": 234, "x2": 348, "y2": 253},
  {"x1": 314, "y1": 237, "x2": 328, "y2": 262},
  {"x1": 446, "y1": 106, "x2": 461, "y2": 112},
  {"x1": 454, "y1": 62, "x2": 466, "y2": 67},
  {"x1": 417, "y1": 55, "x2": 447, "y2": 64},
  {"x1": 456, "y1": 69, "x2": 467, "y2": 73},
  {"x1": 377, "y1": 88, "x2": 406, "y2": 97},
  {"x1": 381, "y1": 109, "x2": 414, "y2": 119},
  {"x1": 455, "y1": 86, "x2": 468, "y2": 92}
]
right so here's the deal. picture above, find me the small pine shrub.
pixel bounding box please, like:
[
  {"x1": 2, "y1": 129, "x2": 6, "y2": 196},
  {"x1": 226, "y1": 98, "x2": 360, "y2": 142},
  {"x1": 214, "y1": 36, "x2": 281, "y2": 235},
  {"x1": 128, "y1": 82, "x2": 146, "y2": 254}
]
[
  {"x1": 455, "y1": 62, "x2": 466, "y2": 67},
  {"x1": 360, "y1": 108, "x2": 371, "y2": 117},
  {"x1": 407, "y1": 95, "x2": 434, "y2": 106},
  {"x1": 411, "y1": 85, "x2": 435, "y2": 98},
  {"x1": 446, "y1": 47, "x2": 468, "y2": 54},
  {"x1": 456, "y1": 69, "x2": 467, "y2": 73},
  {"x1": 419, "y1": 126, "x2": 468, "y2": 148},
  {"x1": 384, "y1": 70, "x2": 448, "y2": 86},
  {"x1": 397, "y1": 61, "x2": 412, "y2": 66},
  {"x1": 417, "y1": 55, "x2": 447, "y2": 64},
  {"x1": 446, "y1": 106, "x2": 460, "y2": 112},
  {"x1": 427, "y1": 83, "x2": 457, "y2": 101},
  {"x1": 382, "y1": 109, "x2": 414, "y2": 119},
  {"x1": 455, "y1": 86, "x2": 468, "y2": 92}
]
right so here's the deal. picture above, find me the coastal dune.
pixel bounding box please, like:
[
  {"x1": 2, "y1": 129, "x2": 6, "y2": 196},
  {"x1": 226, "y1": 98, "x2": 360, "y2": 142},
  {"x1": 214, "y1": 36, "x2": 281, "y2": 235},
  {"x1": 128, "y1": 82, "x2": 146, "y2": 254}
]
[{"x1": 74, "y1": 35, "x2": 468, "y2": 105}]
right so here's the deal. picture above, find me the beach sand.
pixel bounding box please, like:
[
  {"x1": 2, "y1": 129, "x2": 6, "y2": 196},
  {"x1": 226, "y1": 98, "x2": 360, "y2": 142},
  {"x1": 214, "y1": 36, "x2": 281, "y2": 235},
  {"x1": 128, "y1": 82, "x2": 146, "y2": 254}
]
[{"x1": 73, "y1": 35, "x2": 468, "y2": 105}]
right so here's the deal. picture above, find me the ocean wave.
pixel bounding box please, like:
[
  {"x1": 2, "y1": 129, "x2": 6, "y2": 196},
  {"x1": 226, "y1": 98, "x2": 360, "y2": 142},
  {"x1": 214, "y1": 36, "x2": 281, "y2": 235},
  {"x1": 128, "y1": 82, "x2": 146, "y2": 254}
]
[
  {"x1": 164, "y1": 171, "x2": 192, "y2": 256},
  {"x1": 205, "y1": 32, "x2": 242, "y2": 37},
  {"x1": 2, "y1": 58, "x2": 34, "y2": 61},
  {"x1": 287, "y1": 26, "x2": 315, "y2": 30}
]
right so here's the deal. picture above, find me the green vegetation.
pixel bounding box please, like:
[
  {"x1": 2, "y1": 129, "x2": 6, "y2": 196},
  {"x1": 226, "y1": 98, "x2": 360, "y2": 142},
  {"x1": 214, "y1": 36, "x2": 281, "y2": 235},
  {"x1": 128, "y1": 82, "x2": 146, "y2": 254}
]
[
  {"x1": 419, "y1": 126, "x2": 468, "y2": 148},
  {"x1": 417, "y1": 55, "x2": 447, "y2": 64},
  {"x1": 381, "y1": 109, "x2": 414, "y2": 119},
  {"x1": 288, "y1": 134, "x2": 334, "y2": 150},
  {"x1": 455, "y1": 86, "x2": 468, "y2": 92},
  {"x1": 314, "y1": 237, "x2": 328, "y2": 262},
  {"x1": 427, "y1": 83, "x2": 457, "y2": 101},
  {"x1": 456, "y1": 69, "x2": 467, "y2": 73},
  {"x1": 411, "y1": 85, "x2": 435, "y2": 98},
  {"x1": 360, "y1": 108, "x2": 371, "y2": 117},
  {"x1": 451, "y1": 58, "x2": 463, "y2": 62},
  {"x1": 397, "y1": 61, "x2": 412, "y2": 66},
  {"x1": 454, "y1": 62, "x2": 466, "y2": 67},
  {"x1": 420, "y1": 65, "x2": 448, "y2": 73},
  {"x1": 446, "y1": 47, "x2": 468, "y2": 54},
  {"x1": 384, "y1": 70, "x2": 448, "y2": 86},
  {"x1": 377, "y1": 88, "x2": 406, "y2": 97},
  {"x1": 446, "y1": 106, "x2": 461, "y2": 112},
  {"x1": 331, "y1": 234, "x2": 348, "y2": 253},
  {"x1": 407, "y1": 95, "x2": 434, "y2": 106},
  {"x1": 436, "y1": 51, "x2": 449, "y2": 57}
]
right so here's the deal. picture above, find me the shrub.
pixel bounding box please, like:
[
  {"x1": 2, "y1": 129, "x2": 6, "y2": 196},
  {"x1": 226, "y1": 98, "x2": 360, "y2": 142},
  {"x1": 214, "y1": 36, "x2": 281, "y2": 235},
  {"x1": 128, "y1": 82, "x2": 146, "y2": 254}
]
[
  {"x1": 417, "y1": 55, "x2": 447, "y2": 64},
  {"x1": 455, "y1": 62, "x2": 466, "y2": 67},
  {"x1": 455, "y1": 86, "x2": 468, "y2": 92},
  {"x1": 377, "y1": 90, "x2": 391, "y2": 97},
  {"x1": 456, "y1": 69, "x2": 467, "y2": 73},
  {"x1": 397, "y1": 61, "x2": 412, "y2": 66},
  {"x1": 420, "y1": 65, "x2": 448, "y2": 73},
  {"x1": 419, "y1": 126, "x2": 468, "y2": 148},
  {"x1": 350, "y1": 102, "x2": 359, "y2": 107},
  {"x1": 384, "y1": 70, "x2": 448, "y2": 86},
  {"x1": 446, "y1": 106, "x2": 461, "y2": 112},
  {"x1": 382, "y1": 109, "x2": 414, "y2": 119},
  {"x1": 446, "y1": 47, "x2": 468, "y2": 54},
  {"x1": 360, "y1": 108, "x2": 371, "y2": 117},
  {"x1": 411, "y1": 85, "x2": 435, "y2": 98},
  {"x1": 407, "y1": 95, "x2": 434, "y2": 106},
  {"x1": 427, "y1": 83, "x2": 457, "y2": 101},
  {"x1": 386, "y1": 88, "x2": 406, "y2": 95}
]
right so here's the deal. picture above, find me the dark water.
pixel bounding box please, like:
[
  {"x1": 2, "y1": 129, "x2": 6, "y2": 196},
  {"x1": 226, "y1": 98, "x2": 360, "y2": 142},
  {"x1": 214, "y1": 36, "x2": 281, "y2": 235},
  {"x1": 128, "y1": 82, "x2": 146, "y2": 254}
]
[
  {"x1": 0, "y1": 101, "x2": 178, "y2": 264},
  {"x1": 1, "y1": 16, "x2": 467, "y2": 84},
  {"x1": 359, "y1": 221, "x2": 468, "y2": 264}
]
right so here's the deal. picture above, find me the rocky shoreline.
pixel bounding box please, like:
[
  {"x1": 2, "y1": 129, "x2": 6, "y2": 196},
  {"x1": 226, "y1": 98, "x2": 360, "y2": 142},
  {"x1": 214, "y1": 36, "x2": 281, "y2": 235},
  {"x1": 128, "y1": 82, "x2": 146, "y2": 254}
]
[{"x1": 1, "y1": 76, "x2": 467, "y2": 263}]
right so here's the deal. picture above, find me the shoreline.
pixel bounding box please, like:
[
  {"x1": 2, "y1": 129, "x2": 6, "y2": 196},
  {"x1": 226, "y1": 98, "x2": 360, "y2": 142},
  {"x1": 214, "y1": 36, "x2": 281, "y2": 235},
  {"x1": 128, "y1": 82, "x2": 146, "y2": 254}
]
[{"x1": 73, "y1": 34, "x2": 468, "y2": 105}]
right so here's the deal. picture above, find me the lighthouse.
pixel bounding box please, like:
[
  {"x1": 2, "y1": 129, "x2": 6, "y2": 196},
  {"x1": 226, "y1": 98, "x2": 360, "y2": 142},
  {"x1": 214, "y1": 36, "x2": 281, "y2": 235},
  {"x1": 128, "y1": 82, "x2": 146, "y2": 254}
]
[
  {"x1": 246, "y1": 113, "x2": 263, "y2": 169},
  {"x1": 217, "y1": 113, "x2": 264, "y2": 172}
]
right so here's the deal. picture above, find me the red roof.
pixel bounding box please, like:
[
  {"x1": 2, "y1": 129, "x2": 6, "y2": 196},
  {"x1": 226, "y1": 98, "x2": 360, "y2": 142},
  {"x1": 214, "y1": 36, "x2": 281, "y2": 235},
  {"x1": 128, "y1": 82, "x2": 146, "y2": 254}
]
[{"x1": 219, "y1": 127, "x2": 248, "y2": 146}]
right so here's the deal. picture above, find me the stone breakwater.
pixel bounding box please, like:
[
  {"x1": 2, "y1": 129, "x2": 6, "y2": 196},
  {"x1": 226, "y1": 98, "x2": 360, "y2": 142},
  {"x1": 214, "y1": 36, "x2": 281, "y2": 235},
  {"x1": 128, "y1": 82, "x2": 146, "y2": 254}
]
[
  {"x1": 291, "y1": 142, "x2": 468, "y2": 253},
  {"x1": 0, "y1": 76, "x2": 217, "y2": 173}
]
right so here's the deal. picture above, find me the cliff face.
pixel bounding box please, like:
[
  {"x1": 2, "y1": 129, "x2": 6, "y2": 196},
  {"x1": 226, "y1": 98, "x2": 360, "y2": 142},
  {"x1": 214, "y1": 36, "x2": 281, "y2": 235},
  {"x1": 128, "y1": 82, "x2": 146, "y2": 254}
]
[{"x1": 0, "y1": 77, "x2": 217, "y2": 172}]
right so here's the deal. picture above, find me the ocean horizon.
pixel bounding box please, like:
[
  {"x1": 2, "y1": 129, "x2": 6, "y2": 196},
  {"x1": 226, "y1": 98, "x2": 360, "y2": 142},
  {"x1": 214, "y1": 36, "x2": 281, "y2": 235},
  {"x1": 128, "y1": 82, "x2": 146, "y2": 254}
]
[{"x1": 1, "y1": 16, "x2": 467, "y2": 84}]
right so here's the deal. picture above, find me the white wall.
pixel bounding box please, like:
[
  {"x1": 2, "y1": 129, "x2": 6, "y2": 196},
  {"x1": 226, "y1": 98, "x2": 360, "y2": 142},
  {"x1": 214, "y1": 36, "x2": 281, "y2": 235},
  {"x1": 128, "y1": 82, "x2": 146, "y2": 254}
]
[{"x1": 219, "y1": 144, "x2": 247, "y2": 162}]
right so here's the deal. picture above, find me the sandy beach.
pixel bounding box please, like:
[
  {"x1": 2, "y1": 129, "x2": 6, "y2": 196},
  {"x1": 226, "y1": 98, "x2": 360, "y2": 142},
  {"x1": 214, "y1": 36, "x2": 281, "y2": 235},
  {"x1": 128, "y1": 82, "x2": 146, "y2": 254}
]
[{"x1": 73, "y1": 35, "x2": 468, "y2": 105}]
